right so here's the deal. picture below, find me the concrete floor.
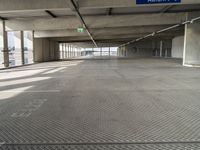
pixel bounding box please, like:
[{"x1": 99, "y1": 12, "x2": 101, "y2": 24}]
[{"x1": 0, "y1": 58, "x2": 200, "y2": 149}]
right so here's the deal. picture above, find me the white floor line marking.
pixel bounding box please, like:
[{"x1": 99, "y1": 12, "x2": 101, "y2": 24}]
[{"x1": 11, "y1": 99, "x2": 48, "y2": 118}]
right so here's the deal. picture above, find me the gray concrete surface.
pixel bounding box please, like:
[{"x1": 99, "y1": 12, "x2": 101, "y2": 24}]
[
  {"x1": 34, "y1": 38, "x2": 59, "y2": 62},
  {"x1": 184, "y1": 23, "x2": 200, "y2": 66},
  {"x1": 0, "y1": 58, "x2": 200, "y2": 149},
  {"x1": 171, "y1": 36, "x2": 184, "y2": 59}
]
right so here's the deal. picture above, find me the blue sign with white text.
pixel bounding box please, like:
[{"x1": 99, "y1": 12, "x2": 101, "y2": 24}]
[{"x1": 136, "y1": 0, "x2": 181, "y2": 5}]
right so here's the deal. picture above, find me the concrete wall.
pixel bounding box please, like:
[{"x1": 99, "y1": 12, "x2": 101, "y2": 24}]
[
  {"x1": 184, "y1": 23, "x2": 200, "y2": 65},
  {"x1": 34, "y1": 38, "x2": 59, "y2": 62},
  {"x1": 183, "y1": 12, "x2": 200, "y2": 66},
  {"x1": 118, "y1": 39, "x2": 172, "y2": 58},
  {"x1": 118, "y1": 40, "x2": 155, "y2": 57},
  {"x1": 125, "y1": 44, "x2": 153, "y2": 57},
  {"x1": 171, "y1": 36, "x2": 184, "y2": 58}
]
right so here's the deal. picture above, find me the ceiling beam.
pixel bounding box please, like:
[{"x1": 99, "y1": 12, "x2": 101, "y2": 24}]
[
  {"x1": 45, "y1": 10, "x2": 57, "y2": 18},
  {"x1": 0, "y1": 16, "x2": 7, "y2": 20},
  {"x1": 49, "y1": 32, "x2": 183, "y2": 42},
  {"x1": 0, "y1": 0, "x2": 200, "y2": 13},
  {"x1": 78, "y1": 0, "x2": 200, "y2": 8},
  {"x1": 107, "y1": 8, "x2": 113, "y2": 16},
  {"x1": 34, "y1": 25, "x2": 183, "y2": 38},
  {"x1": 160, "y1": 5, "x2": 175, "y2": 13},
  {"x1": 5, "y1": 13, "x2": 186, "y2": 31}
]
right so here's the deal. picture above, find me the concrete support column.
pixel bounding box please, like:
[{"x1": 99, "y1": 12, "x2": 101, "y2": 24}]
[
  {"x1": 69, "y1": 45, "x2": 71, "y2": 58},
  {"x1": 0, "y1": 20, "x2": 9, "y2": 67},
  {"x1": 75, "y1": 47, "x2": 77, "y2": 57},
  {"x1": 109, "y1": 47, "x2": 111, "y2": 57},
  {"x1": 71, "y1": 45, "x2": 72, "y2": 58},
  {"x1": 160, "y1": 40, "x2": 163, "y2": 57},
  {"x1": 65, "y1": 44, "x2": 67, "y2": 58},
  {"x1": 79, "y1": 48, "x2": 81, "y2": 56},
  {"x1": 118, "y1": 48, "x2": 120, "y2": 57},
  {"x1": 34, "y1": 38, "x2": 59, "y2": 62},
  {"x1": 183, "y1": 13, "x2": 200, "y2": 66},
  {"x1": 14, "y1": 31, "x2": 23, "y2": 66},
  {"x1": 100, "y1": 47, "x2": 102, "y2": 56},
  {"x1": 20, "y1": 31, "x2": 25, "y2": 65},
  {"x1": 74, "y1": 47, "x2": 76, "y2": 57},
  {"x1": 72, "y1": 46, "x2": 74, "y2": 57},
  {"x1": 63, "y1": 43, "x2": 65, "y2": 59},
  {"x1": 25, "y1": 31, "x2": 34, "y2": 64},
  {"x1": 121, "y1": 47, "x2": 124, "y2": 57},
  {"x1": 71, "y1": 46, "x2": 73, "y2": 58},
  {"x1": 71, "y1": 45, "x2": 73, "y2": 58},
  {"x1": 62, "y1": 43, "x2": 64, "y2": 59},
  {"x1": 124, "y1": 47, "x2": 127, "y2": 56},
  {"x1": 65, "y1": 43, "x2": 67, "y2": 59},
  {"x1": 67, "y1": 44, "x2": 69, "y2": 58}
]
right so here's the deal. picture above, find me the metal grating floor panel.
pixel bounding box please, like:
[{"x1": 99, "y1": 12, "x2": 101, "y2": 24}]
[
  {"x1": 0, "y1": 58, "x2": 200, "y2": 149},
  {"x1": 2, "y1": 143, "x2": 200, "y2": 150}
]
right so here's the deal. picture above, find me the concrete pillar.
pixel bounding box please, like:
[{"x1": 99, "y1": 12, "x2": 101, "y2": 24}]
[
  {"x1": 62, "y1": 43, "x2": 65, "y2": 59},
  {"x1": 74, "y1": 47, "x2": 76, "y2": 57},
  {"x1": 100, "y1": 47, "x2": 102, "y2": 56},
  {"x1": 63, "y1": 43, "x2": 65, "y2": 59},
  {"x1": 118, "y1": 48, "x2": 120, "y2": 56},
  {"x1": 24, "y1": 31, "x2": 34, "y2": 64},
  {"x1": 79, "y1": 47, "x2": 81, "y2": 56},
  {"x1": 109, "y1": 47, "x2": 111, "y2": 57},
  {"x1": 69, "y1": 45, "x2": 72, "y2": 58},
  {"x1": 0, "y1": 22, "x2": 4, "y2": 68},
  {"x1": 75, "y1": 47, "x2": 77, "y2": 57},
  {"x1": 160, "y1": 40, "x2": 163, "y2": 57},
  {"x1": 59, "y1": 43, "x2": 62, "y2": 59},
  {"x1": 165, "y1": 49, "x2": 168, "y2": 58},
  {"x1": 0, "y1": 20, "x2": 9, "y2": 67},
  {"x1": 74, "y1": 46, "x2": 75, "y2": 57},
  {"x1": 14, "y1": 31, "x2": 23, "y2": 66},
  {"x1": 171, "y1": 36, "x2": 184, "y2": 58},
  {"x1": 183, "y1": 13, "x2": 200, "y2": 66},
  {"x1": 67, "y1": 44, "x2": 69, "y2": 58},
  {"x1": 65, "y1": 43, "x2": 67, "y2": 59},
  {"x1": 34, "y1": 38, "x2": 58, "y2": 62},
  {"x1": 70, "y1": 45, "x2": 72, "y2": 58},
  {"x1": 72, "y1": 46, "x2": 74, "y2": 57},
  {"x1": 20, "y1": 31, "x2": 25, "y2": 65},
  {"x1": 125, "y1": 46, "x2": 127, "y2": 57},
  {"x1": 71, "y1": 46, "x2": 73, "y2": 58},
  {"x1": 68, "y1": 45, "x2": 70, "y2": 58}
]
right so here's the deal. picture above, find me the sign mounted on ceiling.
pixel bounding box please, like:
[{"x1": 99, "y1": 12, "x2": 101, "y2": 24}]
[
  {"x1": 77, "y1": 27, "x2": 84, "y2": 33},
  {"x1": 136, "y1": 0, "x2": 181, "y2": 5}
]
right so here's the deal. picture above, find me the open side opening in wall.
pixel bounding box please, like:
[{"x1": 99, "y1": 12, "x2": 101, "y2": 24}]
[
  {"x1": 59, "y1": 42, "x2": 118, "y2": 60},
  {"x1": 0, "y1": 29, "x2": 4, "y2": 68},
  {"x1": 59, "y1": 43, "x2": 82, "y2": 60},
  {"x1": 7, "y1": 31, "x2": 34, "y2": 68}
]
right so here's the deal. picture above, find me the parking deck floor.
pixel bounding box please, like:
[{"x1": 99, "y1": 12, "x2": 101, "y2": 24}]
[{"x1": 0, "y1": 58, "x2": 200, "y2": 149}]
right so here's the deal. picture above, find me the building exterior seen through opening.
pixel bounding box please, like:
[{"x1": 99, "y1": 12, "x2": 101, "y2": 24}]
[
  {"x1": 59, "y1": 43, "x2": 118, "y2": 59},
  {"x1": 0, "y1": 0, "x2": 200, "y2": 149}
]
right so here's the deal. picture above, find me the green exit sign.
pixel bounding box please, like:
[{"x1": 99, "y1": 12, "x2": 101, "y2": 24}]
[{"x1": 77, "y1": 28, "x2": 84, "y2": 33}]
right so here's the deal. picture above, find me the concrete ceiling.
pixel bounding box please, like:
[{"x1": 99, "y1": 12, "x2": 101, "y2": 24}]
[{"x1": 0, "y1": 0, "x2": 200, "y2": 47}]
